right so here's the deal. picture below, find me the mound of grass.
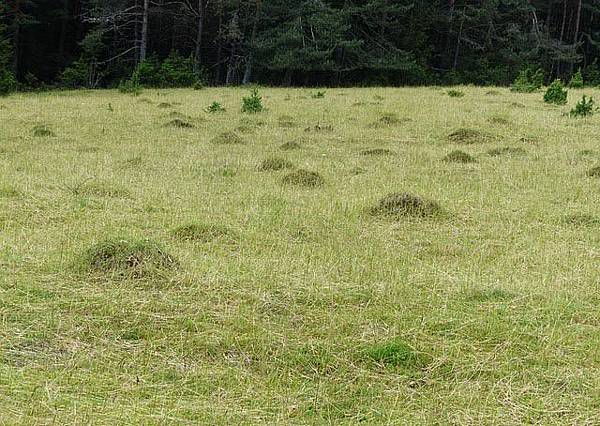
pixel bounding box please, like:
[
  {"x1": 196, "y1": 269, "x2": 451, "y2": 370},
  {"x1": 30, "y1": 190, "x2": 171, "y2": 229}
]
[
  {"x1": 172, "y1": 223, "x2": 233, "y2": 243},
  {"x1": 167, "y1": 111, "x2": 193, "y2": 121},
  {"x1": 485, "y1": 90, "x2": 500, "y2": 96},
  {"x1": 443, "y1": 150, "x2": 476, "y2": 163},
  {"x1": 282, "y1": 169, "x2": 324, "y2": 187},
  {"x1": 81, "y1": 238, "x2": 177, "y2": 279},
  {"x1": 586, "y1": 166, "x2": 600, "y2": 177},
  {"x1": 448, "y1": 128, "x2": 491, "y2": 144},
  {"x1": 211, "y1": 131, "x2": 244, "y2": 145},
  {"x1": 488, "y1": 116, "x2": 509, "y2": 125},
  {"x1": 363, "y1": 339, "x2": 424, "y2": 368},
  {"x1": 370, "y1": 192, "x2": 442, "y2": 218},
  {"x1": 371, "y1": 113, "x2": 412, "y2": 127},
  {"x1": 258, "y1": 157, "x2": 294, "y2": 172},
  {"x1": 73, "y1": 181, "x2": 130, "y2": 198},
  {"x1": 447, "y1": 90, "x2": 464, "y2": 98},
  {"x1": 487, "y1": 146, "x2": 526, "y2": 156},
  {"x1": 278, "y1": 115, "x2": 296, "y2": 128},
  {"x1": 563, "y1": 214, "x2": 600, "y2": 226},
  {"x1": 33, "y1": 125, "x2": 55, "y2": 137},
  {"x1": 164, "y1": 118, "x2": 194, "y2": 128},
  {"x1": 304, "y1": 124, "x2": 333, "y2": 133},
  {"x1": 360, "y1": 148, "x2": 395, "y2": 156},
  {"x1": 280, "y1": 141, "x2": 301, "y2": 150},
  {"x1": 157, "y1": 102, "x2": 172, "y2": 109}
]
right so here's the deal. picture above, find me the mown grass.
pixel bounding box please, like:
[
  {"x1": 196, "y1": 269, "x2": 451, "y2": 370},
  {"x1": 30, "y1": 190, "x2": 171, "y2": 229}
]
[{"x1": 1, "y1": 86, "x2": 600, "y2": 423}]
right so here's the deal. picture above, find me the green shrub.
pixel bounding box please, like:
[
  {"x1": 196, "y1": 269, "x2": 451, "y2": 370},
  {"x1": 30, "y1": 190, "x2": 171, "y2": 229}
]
[
  {"x1": 118, "y1": 68, "x2": 142, "y2": 96},
  {"x1": 242, "y1": 89, "x2": 263, "y2": 113},
  {"x1": 206, "y1": 101, "x2": 225, "y2": 113},
  {"x1": 311, "y1": 90, "x2": 326, "y2": 99},
  {"x1": 160, "y1": 50, "x2": 196, "y2": 88},
  {"x1": 447, "y1": 89, "x2": 464, "y2": 98},
  {"x1": 569, "y1": 68, "x2": 584, "y2": 89},
  {"x1": 511, "y1": 68, "x2": 544, "y2": 93},
  {"x1": 544, "y1": 79, "x2": 568, "y2": 105},
  {"x1": 136, "y1": 55, "x2": 162, "y2": 86},
  {"x1": 570, "y1": 95, "x2": 596, "y2": 118}
]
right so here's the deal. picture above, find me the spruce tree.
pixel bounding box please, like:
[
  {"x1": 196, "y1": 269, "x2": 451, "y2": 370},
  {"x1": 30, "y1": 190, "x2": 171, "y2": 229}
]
[{"x1": 0, "y1": 2, "x2": 17, "y2": 95}]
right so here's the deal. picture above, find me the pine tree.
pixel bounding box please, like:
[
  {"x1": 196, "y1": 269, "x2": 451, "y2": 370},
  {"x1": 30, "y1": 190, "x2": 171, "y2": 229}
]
[{"x1": 0, "y1": 2, "x2": 17, "y2": 95}]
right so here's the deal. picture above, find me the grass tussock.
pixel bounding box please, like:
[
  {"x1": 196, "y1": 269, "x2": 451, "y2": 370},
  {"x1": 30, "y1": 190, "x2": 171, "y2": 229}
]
[
  {"x1": 282, "y1": 169, "x2": 324, "y2": 187},
  {"x1": 488, "y1": 116, "x2": 510, "y2": 125},
  {"x1": 33, "y1": 125, "x2": 55, "y2": 137},
  {"x1": 157, "y1": 102, "x2": 172, "y2": 109},
  {"x1": 360, "y1": 148, "x2": 395, "y2": 156},
  {"x1": 70, "y1": 181, "x2": 130, "y2": 198},
  {"x1": 278, "y1": 115, "x2": 297, "y2": 128},
  {"x1": 448, "y1": 128, "x2": 492, "y2": 144},
  {"x1": 563, "y1": 213, "x2": 600, "y2": 226},
  {"x1": 443, "y1": 150, "x2": 476, "y2": 163},
  {"x1": 211, "y1": 131, "x2": 244, "y2": 145},
  {"x1": 258, "y1": 157, "x2": 294, "y2": 171},
  {"x1": 304, "y1": 124, "x2": 334, "y2": 133},
  {"x1": 171, "y1": 223, "x2": 234, "y2": 243},
  {"x1": 487, "y1": 146, "x2": 526, "y2": 156},
  {"x1": 462, "y1": 287, "x2": 517, "y2": 303},
  {"x1": 81, "y1": 238, "x2": 177, "y2": 279},
  {"x1": 363, "y1": 339, "x2": 426, "y2": 369},
  {"x1": 370, "y1": 192, "x2": 442, "y2": 218}
]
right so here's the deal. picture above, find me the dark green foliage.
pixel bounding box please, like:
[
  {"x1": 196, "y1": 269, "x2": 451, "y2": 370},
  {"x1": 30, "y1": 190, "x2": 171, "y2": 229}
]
[
  {"x1": 0, "y1": 70, "x2": 16, "y2": 96},
  {"x1": 282, "y1": 169, "x2": 324, "y2": 187},
  {"x1": 570, "y1": 95, "x2": 596, "y2": 118},
  {"x1": 447, "y1": 90, "x2": 464, "y2": 98},
  {"x1": 82, "y1": 238, "x2": 177, "y2": 279},
  {"x1": 0, "y1": 2, "x2": 15, "y2": 96},
  {"x1": 258, "y1": 157, "x2": 294, "y2": 171},
  {"x1": 311, "y1": 90, "x2": 326, "y2": 99},
  {"x1": 544, "y1": 79, "x2": 568, "y2": 105},
  {"x1": 569, "y1": 69, "x2": 584, "y2": 89},
  {"x1": 172, "y1": 224, "x2": 233, "y2": 242},
  {"x1": 443, "y1": 150, "x2": 476, "y2": 163},
  {"x1": 136, "y1": 51, "x2": 196, "y2": 88},
  {"x1": 119, "y1": 69, "x2": 142, "y2": 96},
  {"x1": 511, "y1": 68, "x2": 544, "y2": 93},
  {"x1": 242, "y1": 89, "x2": 263, "y2": 113},
  {"x1": 206, "y1": 101, "x2": 225, "y2": 113},
  {"x1": 370, "y1": 193, "x2": 442, "y2": 218}
]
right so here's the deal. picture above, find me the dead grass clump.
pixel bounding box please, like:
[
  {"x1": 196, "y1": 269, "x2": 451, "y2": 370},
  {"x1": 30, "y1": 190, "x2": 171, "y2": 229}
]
[
  {"x1": 443, "y1": 150, "x2": 476, "y2": 163},
  {"x1": 157, "y1": 102, "x2": 172, "y2": 109},
  {"x1": 164, "y1": 118, "x2": 194, "y2": 128},
  {"x1": 586, "y1": 166, "x2": 600, "y2": 177},
  {"x1": 360, "y1": 148, "x2": 395, "y2": 156},
  {"x1": 488, "y1": 116, "x2": 509, "y2": 125},
  {"x1": 211, "y1": 131, "x2": 244, "y2": 145},
  {"x1": 304, "y1": 124, "x2": 333, "y2": 133},
  {"x1": 172, "y1": 223, "x2": 233, "y2": 243},
  {"x1": 282, "y1": 169, "x2": 324, "y2": 187},
  {"x1": 33, "y1": 125, "x2": 55, "y2": 137},
  {"x1": 487, "y1": 146, "x2": 526, "y2": 156},
  {"x1": 370, "y1": 192, "x2": 442, "y2": 218},
  {"x1": 280, "y1": 141, "x2": 301, "y2": 150},
  {"x1": 485, "y1": 90, "x2": 500, "y2": 96},
  {"x1": 447, "y1": 128, "x2": 492, "y2": 144},
  {"x1": 82, "y1": 238, "x2": 177, "y2": 279},
  {"x1": 258, "y1": 157, "x2": 294, "y2": 171}
]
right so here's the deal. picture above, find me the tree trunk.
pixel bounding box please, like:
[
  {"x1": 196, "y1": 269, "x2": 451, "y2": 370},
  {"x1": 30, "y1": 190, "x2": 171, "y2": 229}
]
[
  {"x1": 193, "y1": 0, "x2": 205, "y2": 74},
  {"x1": 139, "y1": 0, "x2": 149, "y2": 63},
  {"x1": 215, "y1": 0, "x2": 224, "y2": 83},
  {"x1": 452, "y1": 8, "x2": 465, "y2": 72},
  {"x1": 58, "y1": 0, "x2": 70, "y2": 58},
  {"x1": 570, "y1": 0, "x2": 582, "y2": 74},
  {"x1": 242, "y1": 0, "x2": 261, "y2": 85},
  {"x1": 12, "y1": 0, "x2": 22, "y2": 73}
]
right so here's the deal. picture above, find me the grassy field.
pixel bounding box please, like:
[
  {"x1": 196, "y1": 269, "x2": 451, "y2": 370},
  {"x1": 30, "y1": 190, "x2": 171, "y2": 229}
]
[{"x1": 1, "y1": 86, "x2": 600, "y2": 424}]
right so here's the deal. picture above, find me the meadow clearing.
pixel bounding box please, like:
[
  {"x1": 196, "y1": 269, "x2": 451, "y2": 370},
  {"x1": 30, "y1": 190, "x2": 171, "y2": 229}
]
[{"x1": 1, "y1": 86, "x2": 600, "y2": 424}]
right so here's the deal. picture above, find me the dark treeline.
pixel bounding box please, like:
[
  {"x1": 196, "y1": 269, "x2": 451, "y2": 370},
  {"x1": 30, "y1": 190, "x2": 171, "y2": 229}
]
[{"x1": 1, "y1": 0, "x2": 600, "y2": 90}]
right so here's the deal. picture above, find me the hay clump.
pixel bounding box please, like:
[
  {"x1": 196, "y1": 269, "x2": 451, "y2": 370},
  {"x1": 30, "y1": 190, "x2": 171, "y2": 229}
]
[
  {"x1": 258, "y1": 157, "x2": 294, "y2": 171},
  {"x1": 211, "y1": 131, "x2": 244, "y2": 145},
  {"x1": 157, "y1": 102, "x2": 172, "y2": 109},
  {"x1": 370, "y1": 192, "x2": 442, "y2": 218},
  {"x1": 282, "y1": 169, "x2": 324, "y2": 187},
  {"x1": 82, "y1": 238, "x2": 177, "y2": 279},
  {"x1": 443, "y1": 150, "x2": 476, "y2": 163}
]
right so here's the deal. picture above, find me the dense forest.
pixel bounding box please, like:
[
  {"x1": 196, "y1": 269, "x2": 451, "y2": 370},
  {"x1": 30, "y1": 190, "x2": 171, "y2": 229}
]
[{"x1": 1, "y1": 0, "x2": 600, "y2": 91}]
